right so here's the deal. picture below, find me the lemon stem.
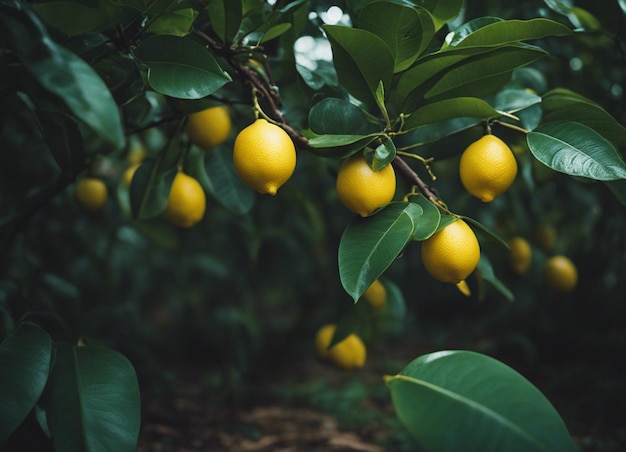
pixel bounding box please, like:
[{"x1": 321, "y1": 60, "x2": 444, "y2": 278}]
[{"x1": 396, "y1": 151, "x2": 437, "y2": 181}]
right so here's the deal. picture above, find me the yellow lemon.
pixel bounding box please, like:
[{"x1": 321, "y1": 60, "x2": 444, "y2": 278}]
[
  {"x1": 336, "y1": 153, "x2": 396, "y2": 217},
  {"x1": 544, "y1": 255, "x2": 577, "y2": 293},
  {"x1": 459, "y1": 134, "x2": 518, "y2": 202},
  {"x1": 185, "y1": 106, "x2": 232, "y2": 150},
  {"x1": 363, "y1": 279, "x2": 387, "y2": 309},
  {"x1": 314, "y1": 324, "x2": 366, "y2": 370},
  {"x1": 164, "y1": 171, "x2": 206, "y2": 228},
  {"x1": 232, "y1": 119, "x2": 296, "y2": 195},
  {"x1": 123, "y1": 163, "x2": 140, "y2": 188},
  {"x1": 75, "y1": 177, "x2": 108, "y2": 211},
  {"x1": 421, "y1": 219, "x2": 480, "y2": 284},
  {"x1": 508, "y1": 236, "x2": 532, "y2": 275}
]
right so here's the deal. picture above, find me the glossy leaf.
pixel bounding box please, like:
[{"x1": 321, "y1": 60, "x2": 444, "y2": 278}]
[
  {"x1": 260, "y1": 23, "x2": 292, "y2": 43},
  {"x1": 47, "y1": 343, "x2": 140, "y2": 452},
  {"x1": 446, "y1": 18, "x2": 572, "y2": 48},
  {"x1": 541, "y1": 88, "x2": 626, "y2": 148},
  {"x1": 0, "y1": 0, "x2": 124, "y2": 148},
  {"x1": 339, "y1": 202, "x2": 423, "y2": 301},
  {"x1": 307, "y1": 133, "x2": 381, "y2": 158},
  {"x1": 200, "y1": 146, "x2": 255, "y2": 215},
  {"x1": 418, "y1": 0, "x2": 464, "y2": 31},
  {"x1": 145, "y1": 7, "x2": 198, "y2": 37},
  {"x1": 405, "y1": 194, "x2": 441, "y2": 240},
  {"x1": 407, "y1": 117, "x2": 482, "y2": 148},
  {"x1": 386, "y1": 350, "x2": 577, "y2": 452},
  {"x1": 133, "y1": 35, "x2": 232, "y2": 100},
  {"x1": 443, "y1": 17, "x2": 503, "y2": 47},
  {"x1": 527, "y1": 121, "x2": 626, "y2": 180},
  {"x1": 492, "y1": 89, "x2": 542, "y2": 115},
  {"x1": 403, "y1": 97, "x2": 499, "y2": 131},
  {"x1": 358, "y1": 2, "x2": 435, "y2": 71},
  {"x1": 308, "y1": 98, "x2": 372, "y2": 135},
  {"x1": 323, "y1": 24, "x2": 394, "y2": 106},
  {"x1": 207, "y1": 0, "x2": 242, "y2": 43},
  {"x1": 0, "y1": 323, "x2": 52, "y2": 447},
  {"x1": 364, "y1": 136, "x2": 395, "y2": 171},
  {"x1": 477, "y1": 254, "x2": 514, "y2": 302}
]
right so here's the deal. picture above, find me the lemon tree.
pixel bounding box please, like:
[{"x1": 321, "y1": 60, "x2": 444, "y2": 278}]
[{"x1": 2, "y1": 0, "x2": 626, "y2": 450}]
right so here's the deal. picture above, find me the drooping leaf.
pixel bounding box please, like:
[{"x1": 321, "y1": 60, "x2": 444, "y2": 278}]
[
  {"x1": 308, "y1": 98, "x2": 373, "y2": 135},
  {"x1": 358, "y1": 2, "x2": 435, "y2": 71},
  {"x1": 363, "y1": 136, "x2": 396, "y2": 171},
  {"x1": 207, "y1": 0, "x2": 242, "y2": 43},
  {"x1": 527, "y1": 121, "x2": 626, "y2": 180},
  {"x1": 445, "y1": 18, "x2": 572, "y2": 48},
  {"x1": 0, "y1": 323, "x2": 52, "y2": 447},
  {"x1": 339, "y1": 202, "x2": 423, "y2": 301},
  {"x1": 403, "y1": 97, "x2": 499, "y2": 131},
  {"x1": 323, "y1": 24, "x2": 394, "y2": 106},
  {"x1": 417, "y1": 0, "x2": 464, "y2": 31},
  {"x1": 477, "y1": 254, "x2": 514, "y2": 302},
  {"x1": 405, "y1": 194, "x2": 441, "y2": 240},
  {"x1": 0, "y1": 0, "x2": 125, "y2": 148},
  {"x1": 541, "y1": 88, "x2": 626, "y2": 148},
  {"x1": 133, "y1": 35, "x2": 232, "y2": 99},
  {"x1": 386, "y1": 350, "x2": 578, "y2": 452},
  {"x1": 46, "y1": 343, "x2": 141, "y2": 452}
]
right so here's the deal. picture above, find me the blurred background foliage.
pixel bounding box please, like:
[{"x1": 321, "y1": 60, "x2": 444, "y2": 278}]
[{"x1": 1, "y1": 0, "x2": 626, "y2": 448}]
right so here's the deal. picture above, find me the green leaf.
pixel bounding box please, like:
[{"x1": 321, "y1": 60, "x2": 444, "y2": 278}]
[
  {"x1": 363, "y1": 136, "x2": 395, "y2": 171},
  {"x1": 446, "y1": 18, "x2": 572, "y2": 48},
  {"x1": 443, "y1": 17, "x2": 503, "y2": 48},
  {"x1": 477, "y1": 254, "x2": 514, "y2": 302},
  {"x1": 207, "y1": 0, "x2": 242, "y2": 43},
  {"x1": 0, "y1": 0, "x2": 125, "y2": 148},
  {"x1": 405, "y1": 194, "x2": 441, "y2": 240},
  {"x1": 47, "y1": 343, "x2": 140, "y2": 452},
  {"x1": 358, "y1": 2, "x2": 435, "y2": 71},
  {"x1": 527, "y1": 121, "x2": 626, "y2": 181},
  {"x1": 541, "y1": 88, "x2": 626, "y2": 148},
  {"x1": 462, "y1": 216, "x2": 509, "y2": 250},
  {"x1": 35, "y1": 110, "x2": 85, "y2": 179},
  {"x1": 260, "y1": 23, "x2": 292, "y2": 43},
  {"x1": 491, "y1": 89, "x2": 542, "y2": 115},
  {"x1": 145, "y1": 7, "x2": 198, "y2": 37},
  {"x1": 386, "y1": 350, "x2": 577, "y2": 452},
  {"x1": 323, "y1": 24, "x2": 394, "y2": 106},
  {"x1": 403, "y1": 97, "x2": 499, "y2": 131},
  {"x1": 306, "y1": 133, "x2": 381, "y2": 158},
  {"x1": 418, "y1": 0, "x2": 464, "y2": 31},
  {"x1": 339, "y1": 202, "x2": 423, "y2": 301},
  {"x1": 308, "y1": 98, "x2": 372, "y2": 135},
  {"x1": 0, "y1": 323, "x2": 52, "y2": 447},
  {"x1": 31, "y1": 0, "x2": 134, "y2": 36},
  {"x1": 199, "y1": 146, "x2": 255, "y2": 215},
  {"x1": 605, "y1": 179, "x2": 626, "y2": 207},
  {"x1": 133, "y1": 35, "x2": 232, "y2": 100}
]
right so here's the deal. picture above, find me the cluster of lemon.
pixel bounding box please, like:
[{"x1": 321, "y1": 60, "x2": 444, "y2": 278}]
[{"x1": 508, "y1": 227, "x2": 578, "y2": 293}]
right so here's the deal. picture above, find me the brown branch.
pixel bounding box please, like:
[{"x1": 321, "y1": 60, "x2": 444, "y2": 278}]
[{"x1": 392, "y1": 156, "x2": 440, "y2": 203}]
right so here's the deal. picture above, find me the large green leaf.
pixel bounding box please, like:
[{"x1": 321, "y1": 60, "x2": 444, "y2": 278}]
[
  {"x1": 145, "y1": 7, "x2": 198, "y2": 37},
  {"x1": 442, "y1": 16, "x2": 503, "y2": 47},
  {"x1": 527, "y1": 121, "x2": 626, "y2": 181},
  {"x1": 445, "y1": 18, "x2": 572, "y2": 48},
  {"x1": 403, "y1": 97, "x2": 499, "y2": 131},
  {"x1": 339, "y1": 202, "x2": 423, "y2": 301},
  {"x1": 323, "y1": 24, "x2": 394, "y2": 106},
  {"x1": 358, "y1": 2, "x2": 435, "y2": 72},
  {"x1": 207, "y1": 0, "x2": 242, "y2": 43},
  {"x1": 491, "y1": 89, "x2": 542, "y2": 115},
  {"x1": 307, "y1": 133, "x2": 381, "y2": 158},
  {"x1": 0, "y1": 0, "x2": 125, "y2": 148},
  {"x1": 308, "y1": 98, "x2": 373, "y2": 135},
  {"x1": 47, "y1": 343, "x2": 140, "y2": 452},
  {"x1": 541, "y1": 88, "x2": 626, "y2": 149},
  {"x1": 405, "y1": 194, "x2": 441, "y2": 240},
  {"x1": 0, "y1": 323, "x2": 52, "y2": 447},
  {"x1": 386, "y1": 350, "x2": 578, "y2": 452},
  {"x1": 133, "y1": 35, "x2": 232, "y2": 99}
]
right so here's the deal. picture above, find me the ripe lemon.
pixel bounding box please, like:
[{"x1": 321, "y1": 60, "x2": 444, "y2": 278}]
[
  {"x1": 164, "y1": 171, "x2": 206, "y2": 228},
  {"x1": 459, "y1": 134, "x2": 518, "y2": 202},
  {"x1": 508, "y1": 236, "x2": 532, "y2": 275},
  {"x1": 336, "y1": 153, "x2": 396, "y2": 217},
  {"x1": 75, "y1": 177, "x2": 108, "y2": 211},
  {"x1": 314, "y1": 324, "x2": 366, "y2": 370},
  {"x1": 123, "y1": 163, "x2": 140, "y2": 188},
  {"x1": 185, "y1": 106, "x2": 231, "y2": 150},
  {"x1": 544, "y1": 255, "x2": 577, "y2": 293},
  {"x1": 363, "y1": 279, "x2": 387, "y2": 309},
  {"x1": 421, "y1": 219, "x2": 480, "y2": 284},
  {"x1": 232, "y1": 119, "x2": 296, "y2": 195}
]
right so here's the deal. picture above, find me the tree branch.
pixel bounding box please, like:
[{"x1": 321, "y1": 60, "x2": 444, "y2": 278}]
[{"x1": 392, "y1": 156, "x2": 440, "y2": 203}]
